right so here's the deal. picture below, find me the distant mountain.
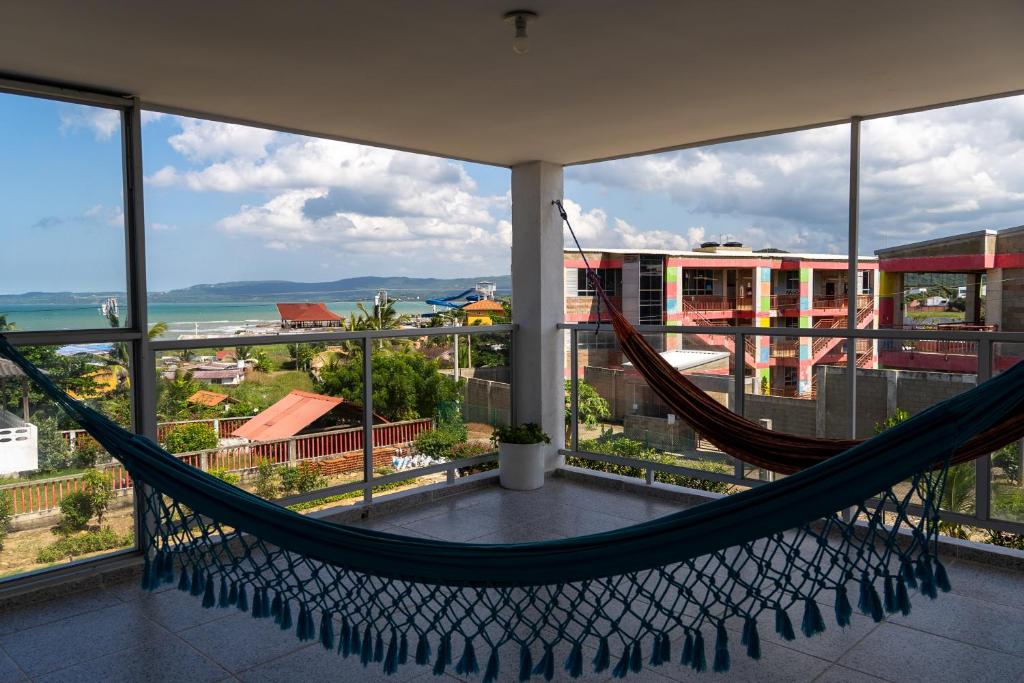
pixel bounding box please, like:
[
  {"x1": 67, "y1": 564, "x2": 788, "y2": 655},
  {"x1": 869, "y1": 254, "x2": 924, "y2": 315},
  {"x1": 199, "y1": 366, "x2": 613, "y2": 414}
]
[{"x1": 0, "y1": 276, "x2": 512, "y2": 304}]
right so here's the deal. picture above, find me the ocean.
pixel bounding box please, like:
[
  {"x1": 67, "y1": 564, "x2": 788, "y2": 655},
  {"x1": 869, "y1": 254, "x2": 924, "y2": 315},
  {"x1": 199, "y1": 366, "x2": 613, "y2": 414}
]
[{"x1": 1, "y1": 301, "x2": 433, "y2": 340}]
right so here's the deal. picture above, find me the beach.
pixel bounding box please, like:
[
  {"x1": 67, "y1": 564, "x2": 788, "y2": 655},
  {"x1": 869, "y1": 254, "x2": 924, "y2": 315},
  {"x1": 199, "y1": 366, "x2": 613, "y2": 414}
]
[{"x1": 1, "y1": 301, "x2": 431, "y2": 340}]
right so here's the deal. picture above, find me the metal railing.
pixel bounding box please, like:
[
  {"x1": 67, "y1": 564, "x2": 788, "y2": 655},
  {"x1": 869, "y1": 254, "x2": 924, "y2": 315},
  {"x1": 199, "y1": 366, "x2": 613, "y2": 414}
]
[{"x1": 562, "y1": 321, "x2": 1024, "y2": 536}]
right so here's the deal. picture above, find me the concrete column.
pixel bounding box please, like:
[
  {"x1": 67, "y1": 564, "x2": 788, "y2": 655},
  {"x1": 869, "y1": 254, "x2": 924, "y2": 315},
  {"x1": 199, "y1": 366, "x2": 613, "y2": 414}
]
[
  {"x1": 878, "y1": 271, "x2": 903, "y2": 328},
  {"x1": 986, "y1": 268, "x2": 1002, "y2": 329},
  {"x1": 511, "y1": 162, "x2": 565, "y2": 470},
  {"x1": 965, "y1": 273, "x2": 982, "y2": 325}
]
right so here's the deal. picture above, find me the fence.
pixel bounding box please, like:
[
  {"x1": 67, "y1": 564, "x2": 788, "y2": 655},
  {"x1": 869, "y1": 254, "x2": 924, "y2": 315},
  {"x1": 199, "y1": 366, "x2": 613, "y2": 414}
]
[
  {"x1": 62, "y1": 416, "x2": 251, "y2": 447},
  {"x1": 2, "y1": 418, "x2": 432, "y2": 516}
]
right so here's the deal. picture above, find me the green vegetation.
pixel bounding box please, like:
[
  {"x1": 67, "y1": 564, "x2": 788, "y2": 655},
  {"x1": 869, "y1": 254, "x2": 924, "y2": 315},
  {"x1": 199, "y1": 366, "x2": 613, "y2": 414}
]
[
  {"x1": 986, "y1": 530, "x2": 1024, "y2": 550},
  {"x1": 36, "y1": 528, "x2": 134, "y2": 564},
  {"x1": 80, "y1": 469, "x2": 113, "y2": 525},
  {"x1": 286, "y1": 469, "x2": 413, "y2": 512},
  {"x1": 317, "y1": 347, "x2": 462, "y2": 422},
  {"x1": 279, "y1": 462, "x2": 326, "y2": 495},
  {"x1": 254, "y1": 459, "x2": 280, "y2": 499},
  {"x1": 54, "y1": 468, "x2": 114, "y2": 535},
  {"x1": 209, "y1": 467, "x2": 241, "y2": 486},
  {"x1": 73, "y1": 438, "x2": 103, "y2": 469},
  {"x1": 564, "y1": 379, "x2": 611, "y2": 441},
  {"x1": 163, "y1": 422, "x2": 218, "y2": 454},
  {"x1": 569, "y1": 435, "x2": 732, "y2": 494},
  {"x1": 0, "y1": 490, "x2": 12, "y2": 550},
  {"x1": 35, "y1": 416, "x2": 73, "y2": 473},
  {"x1": 415, "y1": 423, "x2": 469, "y2": 459},
  {"x1": 491, "y1": 423, "x2": 551, "y2": 446}
]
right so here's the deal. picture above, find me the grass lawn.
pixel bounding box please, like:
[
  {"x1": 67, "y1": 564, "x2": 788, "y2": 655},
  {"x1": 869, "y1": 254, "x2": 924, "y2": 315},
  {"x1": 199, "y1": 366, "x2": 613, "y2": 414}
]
[{"x1": 223, "y1": 369, "x2": 315, "y2": 408}]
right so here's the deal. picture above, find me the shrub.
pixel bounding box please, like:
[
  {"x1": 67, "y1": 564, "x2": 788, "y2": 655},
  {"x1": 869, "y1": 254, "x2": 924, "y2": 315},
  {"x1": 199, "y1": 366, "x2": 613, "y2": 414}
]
[
  {"x1": 491, "y1": 423, "x2": 551, "y2": 447},
  {"x1": 994, "y1": 442, "x2": 1021, "y2": 486},
  {"x1": 209, "y1": 467, "x2": 241, "y2": 486},
  {"x1": 449, "y1": 441, "x2": 493, "y2": 459},
  {"x1": 36, "y1": 528, "x2": 134, "y2": 563},
  {"x1": 56, "y1": 491, "x2": 94, "y2": 535},
  {"x1": 35, "y1": 417, "x2": 73, "y2": 473},
  {"x1": 163, "y1": 423, "x2": 218, "y2": 454},
  {"x1": 994, "y1": 488, "x2": 1024, "y2": 519},
  {"x1": 570, "y1": 435, "x2": 732, "y2": 494},
  {"x1": 986, "y1": 530, "x2": 1024, "y2": 551},
  {"x1": 0, "y1": 489, "x2": 12, "y2": 551},
  {"x1": 254, "y1": 459, "x2": 280, "y2": 499},
  {"x1": 73, "y1": 438, "x2": 103, "y2": 468},
  {"x1": 80, "y1": 469, "x2": 113, "y2": 525},
  {"x1": 279, "y1": 462, "x2": 326, "y2": 495},
  {"x1": 415, "y1": 424, "x2": 468, "y2": 460}
]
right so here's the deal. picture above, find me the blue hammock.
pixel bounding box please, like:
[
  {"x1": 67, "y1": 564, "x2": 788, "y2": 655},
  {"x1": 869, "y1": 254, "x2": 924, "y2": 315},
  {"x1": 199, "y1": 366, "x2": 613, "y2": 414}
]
[{"x1": 1, "y1": 336, "x2": 1019, "y2": 680}]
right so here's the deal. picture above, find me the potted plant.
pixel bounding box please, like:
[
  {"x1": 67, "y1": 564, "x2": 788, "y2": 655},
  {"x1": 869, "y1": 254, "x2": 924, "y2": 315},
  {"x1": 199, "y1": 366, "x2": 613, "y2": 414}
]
[{"x1": 491, "y1": 423, "x2": 551, "y2": 490}]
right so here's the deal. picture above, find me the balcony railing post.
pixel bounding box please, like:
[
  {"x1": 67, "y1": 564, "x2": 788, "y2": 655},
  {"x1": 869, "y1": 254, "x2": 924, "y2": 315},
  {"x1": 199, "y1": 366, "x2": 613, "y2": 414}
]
[
  {"x1": 975, "y1": 337, "x2": 993, "y2": 523},
  {"x1": 361, "y1": 336, "x2": 374, "y2": 504},
  {"x1": 733, "y1": 332, "x2": 745, "y2": 481},
  {"x1": 570, "y1": 328, "x2": 579, "y2": 451}
]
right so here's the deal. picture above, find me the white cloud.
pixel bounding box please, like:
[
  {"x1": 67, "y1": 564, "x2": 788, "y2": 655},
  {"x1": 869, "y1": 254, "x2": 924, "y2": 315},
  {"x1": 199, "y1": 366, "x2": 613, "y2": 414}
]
[
  {"x1": 59, "y1": 106, "x2": 119, "y2": 141},
  {"x1": 567, "y1": 95, "x2": 1024, "y2": 253},
  {"x1": 141, "y1": 111, "x2": 166, "y2": 125},
  {"x1": 168, "y1": 119, "x2": 277, "y2": 162}
]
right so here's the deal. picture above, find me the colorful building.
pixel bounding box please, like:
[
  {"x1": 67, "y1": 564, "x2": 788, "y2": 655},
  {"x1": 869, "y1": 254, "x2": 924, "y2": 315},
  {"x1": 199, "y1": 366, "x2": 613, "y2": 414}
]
[
  {"x1": 462, "y1": 299, "x2": 506, "y2": 326},
  {"x1": 564, "y1": 244, "x2": 879, "y2": 396}
]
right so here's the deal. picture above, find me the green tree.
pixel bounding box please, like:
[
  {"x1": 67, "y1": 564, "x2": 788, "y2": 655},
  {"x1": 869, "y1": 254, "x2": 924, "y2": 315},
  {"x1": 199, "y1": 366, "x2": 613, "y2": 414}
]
[
  {"x1": 163, "y1": 423, "x2": 218, "y2": 453},
  {"x1": 156, "y1": 370, "x2": 203, "y2": 421},
  {"x1": 56, "y1": 491, "x2": 94, "y2": 535},
  {"x1": 254, "y1": 459, "x2": 280, "y2": 499},
  {"x1": 415, "y1": 423, "x2": 469, "y2": 459},
  {"x1": 35, "y1": 416, "x2": 73, "y2": 473},
  {"x1": 0, "y1": 490, "x2": 12, "y2": 550},
  {"x1": 279, "y1": 462, "x2": 325, "y2": 495},
  {"x1": 564, "y1": 379, "x2": 611, "y2": 441},
  {"x1": 317, "y1": 348, "x2": 462, "y2": 422},
  {"x1": 253, "y1": 349, "x2": 274, "y2": 373},
  {"x1": 80, "y1": 469, "x2": 113, "y2": 525},
  {"x1": 288, "y1": 343, "x2": 315, "y2": 371}
]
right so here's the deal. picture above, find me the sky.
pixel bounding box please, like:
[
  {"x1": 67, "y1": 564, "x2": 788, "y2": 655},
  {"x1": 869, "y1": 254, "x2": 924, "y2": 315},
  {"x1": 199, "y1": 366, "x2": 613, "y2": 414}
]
[{"x1": 3, "y1": 91, "x2": 1024, "y2": 294}]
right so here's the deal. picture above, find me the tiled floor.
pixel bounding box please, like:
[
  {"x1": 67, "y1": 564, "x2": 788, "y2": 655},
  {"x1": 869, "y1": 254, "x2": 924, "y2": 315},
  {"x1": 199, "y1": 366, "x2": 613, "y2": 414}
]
[{"x1": 1, "y1": 477, "x2": 1023, "y2": 682}]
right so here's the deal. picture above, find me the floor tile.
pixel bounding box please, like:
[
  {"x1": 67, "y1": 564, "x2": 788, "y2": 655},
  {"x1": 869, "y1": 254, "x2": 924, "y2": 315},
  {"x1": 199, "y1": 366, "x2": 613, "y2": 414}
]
[
  {"x1": 838, "y1": 622, "x2": 1024, "y2": 683},
  {"x1": 397, "y1": 509, "x2": 505, "y2": 542},
  {"x1": 177, "y1": 611, "x2": 313, "y2": 673},
  {"x1": 945, "y1": 559, "x2": 1024, "y2": 611},
  {"x1": 813, "y1": 664, "x2": 892, "y2": 682},
  {"x1": 663, "y1": 629, "x2": 832, "y2": 682},
  {"x1": 236, "y1": 642, "x2": 428, "y2": 682},
  {"x1": 888, "y1": 589, "x2": 1024, "y2": 655},
  {"x1": 0, "y1": 649, "x2": 26, "y2": 683},
  {"x1": 131, "y1": 586, "x2": 239, "y2": 633},
  {"x1": 33, "y1": 635, "x2": 228, "y2": 683},
  {"x1": 0, "y1": 588, "x2": 122, "y2": 636},
  {"x1": 0, "y1": 602, "x2": 168, "y2": 677}
]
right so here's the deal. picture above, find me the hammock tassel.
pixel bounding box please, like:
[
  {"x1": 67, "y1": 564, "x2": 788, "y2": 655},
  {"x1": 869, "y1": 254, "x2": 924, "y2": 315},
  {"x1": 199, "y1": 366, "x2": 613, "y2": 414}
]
[
  {"x1": 177, "y1": 565, "x2": 190, "y2": 593},
  {"x1": 140, "y1": 555, "x2": 153, "y2": 590},
  {"x1": 883, "y1": 576, "x2": 897, "y2": 614},
  {"x1": 270, "y1": 592, "x2": 282, "y2": 620},
  {"x1": 235, "y1": 584, "x2": 248, "y2": 613},
  {"x1": 517, "y1": 642, "x2": 532, "y2": 682},
  {"x1": 713, "y1": 622, "x2": 730, "y2": 672},
  {"x1": 660, "y1": 632, "x2": 671, "y2": 664},
  {"x1": 611, "y1": 644, "x2": 631, "y2": 679},
  {"x1": 902, "y1": 558, "x2": 918, "y2": 588},
  {"x1": 190, "y1": 566, "x2": 204, "y2": 597},
  {"x1": 226, "y1": 580, "x2": 238, "y2": 607},
  {"x1": 917, "y1": 556, "x2": 937, "y2": 599},
  {"x1": 801, "y1": 598, "x2": 826, "y2": 637},
  {"x1": 217, "y1": 577, "x2": 230, "y2": 609},
  {"x1": 934, "y1": 558, "x2": 952, "y2": 593},
  {"x1": 278, "y1": 599, "x2": 292, "y2": 632},
  {"x1": 680, "y1": 631, "x2": 694, "y2": 665},
  {"x1": 594, "y1": 636, "x2": 610, "y2": 673},
  {"x1": 338, "y1": 617, "x2": 351, "y2": 657},
  {"x1": 319, "y1": 611, "x2": 334, "y2": 650},
  {"x1": 629, "y1": 641, "x2": 642, "y2": 674},
  {"x1": 565, "y1": 642, "x2": 583, "y2": 678},
  {"x1": 835, "y1": 586, "x2": 852, "y2": 627},
  {"x1": 690, "y1": 631, "x2": 707, "y2": 672},
  {"x1": 432, "y1": 633, "x2": 451, "y2": 675},
  {"x1": 260, "y1": 587, "x2": 270, "y2": 618},
  {"x1": 741, "y1": 617, "x2": 761, "y2": 660},
  {"x1": 896, "y1": 576, "x2": 912, "y2": 615},
  {"x1": 251, "y1": 588, "x2": 264, "y2": 618},
  {"x1": 482, "y1": 646, "x2": 500, "y2": 683},
  {"x1": 648, "y1": 633, "x2": 663, "y2": 667},
  {"x1": 361, "y1": 625, "x2": 374, "y2": 666},
  {"x1": 399, "y1": 632, "x2": 409, "y2": 665},
  {"x1": 349, "y1": 621, "x2": 361, "y2": 658},
  {"x1": 297, "y1": 604, "x2": 315, "y2": 642},
  {"x1": 373, "y1": 629, "x2": 384, "y2": 663},
  {"x1": 775, "y1": 606, "x2": 796, "y2": 641},
  {"x1": 383, "y1": 631, "x2": 399, "y2": 675},
  {"x1": 858, "y1": 574, "x2": 884, "y2": 622},
  {"x1": 159, "y1": 551, "x2": 175, "y2": 584},
  {"x1": 201, "y1": 574, "x2": 216, "y2": 609},
  {"x1": 414, "y1": 633, "x2": 430, "y2": 666},
  {"x1": 534, "y1": 643, "x2": 556, "y2": 680},
  {"x1": 455, "y1": 637, "x2": 479, "y2": 676}
]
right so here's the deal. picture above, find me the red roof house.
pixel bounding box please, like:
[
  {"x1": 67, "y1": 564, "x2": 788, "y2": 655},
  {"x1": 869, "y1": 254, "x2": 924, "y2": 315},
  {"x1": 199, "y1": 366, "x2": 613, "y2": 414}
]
[
  {"x1": 276, "y1": 302, "x2": 343, "y2": 329},
  {"x1": 233, "y1": 390, "x2": 343, "y2": 441}
]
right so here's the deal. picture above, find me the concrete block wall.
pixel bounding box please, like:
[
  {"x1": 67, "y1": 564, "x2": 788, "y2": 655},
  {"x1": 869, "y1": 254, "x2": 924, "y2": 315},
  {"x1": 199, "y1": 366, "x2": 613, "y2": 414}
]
[{"x1": 463, "y1": 377, "x2": 511, "y2": 427}]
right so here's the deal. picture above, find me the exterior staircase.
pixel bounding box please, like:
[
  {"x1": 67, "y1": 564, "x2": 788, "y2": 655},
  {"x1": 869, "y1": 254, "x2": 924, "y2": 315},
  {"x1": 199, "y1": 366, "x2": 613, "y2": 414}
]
[{"x1": 676, "y1": 298, "x2": 758, "y2": 367}]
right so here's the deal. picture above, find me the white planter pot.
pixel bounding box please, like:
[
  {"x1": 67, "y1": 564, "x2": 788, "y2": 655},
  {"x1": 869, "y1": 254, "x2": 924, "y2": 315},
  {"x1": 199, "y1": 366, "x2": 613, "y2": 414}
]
[{"x1": 498, "y1": 442, "x2": 546, "y2": 490}]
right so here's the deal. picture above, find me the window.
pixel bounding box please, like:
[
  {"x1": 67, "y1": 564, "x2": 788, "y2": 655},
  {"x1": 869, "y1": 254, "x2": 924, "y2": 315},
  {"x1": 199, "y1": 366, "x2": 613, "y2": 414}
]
[
  {"x1": 681, "y1": 269, "x2": 717, "y2": 296},
  {"x1": 576, "y1": 268, "x2": 621, "y2": 297},
  {"x1": 639, "y1": 256, "x2": 664, "y2": 324}
]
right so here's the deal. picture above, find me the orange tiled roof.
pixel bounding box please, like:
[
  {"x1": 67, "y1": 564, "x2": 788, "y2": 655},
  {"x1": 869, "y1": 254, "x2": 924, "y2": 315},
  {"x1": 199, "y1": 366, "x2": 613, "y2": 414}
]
[
  {"x1": 232, "y1": 390, "x2": 343, "y2": 441},
  {"x1": 276, "y1": 302, "x2": 343, "y2": 322},
  {"x1": 187, "y1": 390, "x2": 231, "y2": 407},
  {"x1": 463, "y1": 299, "x2": 505, "y2": 312}
]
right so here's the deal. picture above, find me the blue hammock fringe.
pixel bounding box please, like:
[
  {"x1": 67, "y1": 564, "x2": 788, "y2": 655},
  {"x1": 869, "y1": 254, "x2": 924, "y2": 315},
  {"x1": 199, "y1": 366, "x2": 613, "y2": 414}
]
[{"x1": 2, "y1": 335, "x2": 1015, "y2": 680}]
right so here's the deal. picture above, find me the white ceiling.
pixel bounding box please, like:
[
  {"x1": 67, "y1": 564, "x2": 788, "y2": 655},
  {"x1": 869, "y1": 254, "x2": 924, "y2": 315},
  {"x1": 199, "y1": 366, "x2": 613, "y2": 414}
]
[{"x1": 2, "y1": 1, "x2": 1023, "y2": 166}]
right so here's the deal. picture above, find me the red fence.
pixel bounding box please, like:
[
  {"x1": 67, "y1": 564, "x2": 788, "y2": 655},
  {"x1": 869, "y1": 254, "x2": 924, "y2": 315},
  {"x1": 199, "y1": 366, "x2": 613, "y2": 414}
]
[{"x1": 5, "y1": 418, "x2": 432, "y2": 516}]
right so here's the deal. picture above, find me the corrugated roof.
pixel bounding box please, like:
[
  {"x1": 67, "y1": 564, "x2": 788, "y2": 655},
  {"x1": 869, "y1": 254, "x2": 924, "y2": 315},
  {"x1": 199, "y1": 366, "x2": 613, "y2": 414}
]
[
  {"x1": 463, "y1": 300, "x2": 505, "y2": 312},
  {"x1": 276, "y1": 302, "x2": 343, "y2": 322},
  {"x1": 187, "y1": 390, "x2": 231, "y2": 407},
  {"x1": 0, "y1": 358, "x2": 25, "y2": 380},
  {"x1": 233, "y1": 390, "x2": 343, "y2": 441}
]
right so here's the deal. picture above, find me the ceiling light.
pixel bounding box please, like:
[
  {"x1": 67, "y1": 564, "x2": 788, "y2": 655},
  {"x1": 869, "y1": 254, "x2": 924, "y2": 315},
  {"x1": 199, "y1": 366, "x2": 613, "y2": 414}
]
[{"x1": 504, "y1": 10, "x2": 537, "y2": 55}]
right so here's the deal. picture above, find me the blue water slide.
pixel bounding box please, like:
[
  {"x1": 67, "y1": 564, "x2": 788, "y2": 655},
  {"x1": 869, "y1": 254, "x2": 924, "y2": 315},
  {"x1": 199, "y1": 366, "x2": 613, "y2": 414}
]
[{"x1": 425, "y1": 288, "x2": 477, "y2": 309}]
